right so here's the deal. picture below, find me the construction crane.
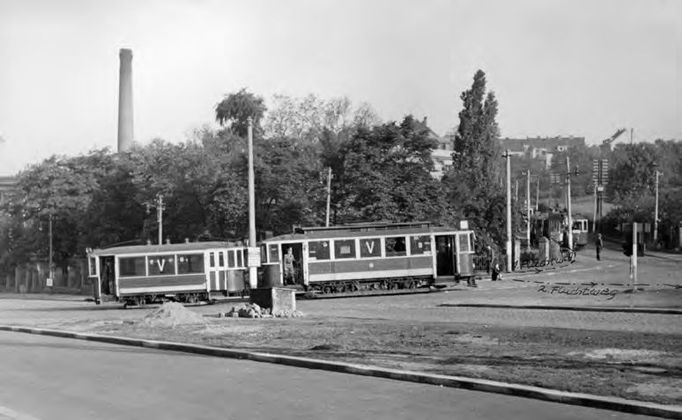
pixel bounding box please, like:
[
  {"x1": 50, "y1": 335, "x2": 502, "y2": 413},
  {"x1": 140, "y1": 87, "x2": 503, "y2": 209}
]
[{"x1": 599, "y1": 128, "x2": 627, "y2": 153}]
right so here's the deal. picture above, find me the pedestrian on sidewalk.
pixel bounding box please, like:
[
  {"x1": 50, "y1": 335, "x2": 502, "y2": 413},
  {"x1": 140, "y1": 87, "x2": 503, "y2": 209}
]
[{"x1": 595, "y1": 233, "x2": 603, "y2": 261}]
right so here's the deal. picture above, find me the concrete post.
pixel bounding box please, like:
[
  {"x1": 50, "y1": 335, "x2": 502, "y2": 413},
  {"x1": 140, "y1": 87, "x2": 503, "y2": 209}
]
[{"x1": 117, "y1": 48, "x2": 134, "y2": 152}]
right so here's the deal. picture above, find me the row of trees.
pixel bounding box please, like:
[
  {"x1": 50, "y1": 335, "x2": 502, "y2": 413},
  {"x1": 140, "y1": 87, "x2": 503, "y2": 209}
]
[
  {"x1": 0, "y1": 70, "x2": 505, "y2": 273},
  {"x1": 1, "y1": 69, "x2": 681, "y2": 276}
]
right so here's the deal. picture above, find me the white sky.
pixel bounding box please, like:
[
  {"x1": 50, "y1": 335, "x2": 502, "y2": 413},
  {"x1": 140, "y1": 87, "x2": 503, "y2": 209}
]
[{"x1": 0, "y1": 0, "x2": 680, "y2": 175}]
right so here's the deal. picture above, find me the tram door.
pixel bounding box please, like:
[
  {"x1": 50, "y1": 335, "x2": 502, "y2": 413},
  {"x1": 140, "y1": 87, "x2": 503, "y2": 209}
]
[
  {"x1": 435, "y1": 235, "x2": 455, "y2": 277},
  {"x1": 280, "y1": 243, "x2": 304, "y2": 285},
  {"x1": 100, "y1": 256, "x2": 115, "y2": 296},
  {"x1": 208, "y1": 251, "x2": 226, "y2": 292}
]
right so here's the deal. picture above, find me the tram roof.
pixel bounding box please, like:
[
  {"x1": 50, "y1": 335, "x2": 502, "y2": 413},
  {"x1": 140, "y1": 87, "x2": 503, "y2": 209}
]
[
  {"x1": 264, "y1": 225, "x2": 472, "y2": 242},
  {"x1": 89, "y1": 241, "x2": 238, "y2": 256}
]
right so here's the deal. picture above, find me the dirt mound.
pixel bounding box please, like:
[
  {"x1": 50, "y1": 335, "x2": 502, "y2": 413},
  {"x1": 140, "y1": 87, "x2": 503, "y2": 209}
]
[{"x1": 142, "y1": 302, "x2": 207, "y2": 328}]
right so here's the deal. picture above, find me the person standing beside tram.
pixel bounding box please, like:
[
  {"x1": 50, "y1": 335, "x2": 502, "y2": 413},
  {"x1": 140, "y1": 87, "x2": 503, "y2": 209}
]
[{"x1": 284, "y1": 247, "x2": 296, "y2": 285}]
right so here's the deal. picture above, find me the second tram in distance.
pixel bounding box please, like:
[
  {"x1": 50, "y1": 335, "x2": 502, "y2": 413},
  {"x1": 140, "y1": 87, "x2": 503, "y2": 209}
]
[{"x1": 259, "y1": 221, "x2": 475, "y2": 294}]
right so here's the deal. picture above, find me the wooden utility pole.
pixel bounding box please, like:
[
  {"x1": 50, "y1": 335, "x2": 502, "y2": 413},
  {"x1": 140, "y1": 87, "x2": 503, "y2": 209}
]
[
  {"x1": 654, "y1": 170, "x2": 662, "y2": 245},
  {"x1": 631, "y1": 223, "x2": 638, "y2": 293},
  {"x1": 592, "y1": 184, "x2": 598, "y2": 234},
  {"x1": 325, "y1": 167, "x2": 332, "y2": 227},
  {"x1": 156, "y1": 194, "x2": 164, "y2": 245},
  {"x1": 48, "y1": 212, "x2": 53, "y2": 286}
]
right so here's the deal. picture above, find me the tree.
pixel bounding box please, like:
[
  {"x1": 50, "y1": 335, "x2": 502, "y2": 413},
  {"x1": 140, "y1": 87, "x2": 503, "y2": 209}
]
[
  {"x1": 442, "y1": 70, "x2": 504, "y2": 245},
  {"x1": 607, "y1": 143, "x2": 659, "y2": 203},
  {"x1": 215, "y1": 88, "x2": 267, "y2": 137},
  {"x1": 263, "y1": 93, "x2": 380, "y2": 144},
  {"x1": 5, "y1": 154, "x2": 104, "y2": 270},
  {"x1": 333, "y1": 116, "x2": 447, "y2": 223}
]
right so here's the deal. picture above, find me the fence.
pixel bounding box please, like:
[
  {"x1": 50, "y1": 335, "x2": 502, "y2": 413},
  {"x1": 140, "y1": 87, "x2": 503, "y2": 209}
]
[{"x1": 1, "y1": 258, "x2": 93, "y2": 295}]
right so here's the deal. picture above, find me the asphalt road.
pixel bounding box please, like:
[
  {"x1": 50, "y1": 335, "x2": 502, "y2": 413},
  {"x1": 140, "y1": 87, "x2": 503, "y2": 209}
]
[{"x1": 0, "y1": 331, "x2": 661, "y2": 420}]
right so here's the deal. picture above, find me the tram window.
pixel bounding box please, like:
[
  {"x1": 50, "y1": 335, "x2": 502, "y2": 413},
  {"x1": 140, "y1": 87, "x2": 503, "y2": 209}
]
[
  {"x1": 209, "y1": 252, "x2": 216, "y2": 268},
  {"x1": 218, "y1": 252, "x2": 225, "y2": 267},
  {"x1": 88, "y1": 257, "x2": 97, "y2": 276},
  {"x1": 334, "y1": 239, "x2": 356, "y2": 259},
  {"x1": 359, "y1": 238, "x2": 381, "y2": 258},
  {"x1": 308, "y1": 240, "x2": 330, "y2": 260},
  {"x1": 410, "y1": 235, "x2": 432, "y2": 255},
  {"x1": 119, "y1": 257, "x2": 146, "y2": 277},
  {"x1": 261, "y1": 245, "x2": 268, "y2": 264},
  {"x1": 177, "y1": 254, "x2": 204, "y2": 274},
  {"x1": 458, "y1": 234, "x2": 471, "y2": 253},
  {"x1": 237, "y1": 249, "x2": 244, "y2": 267},
  {"x1": 385, "y1": 237, "x2": 407, "y2": 257},
  {"x1": 227, "y1": 250, "x2": 236, "y2": 268},
  {"x1": 148, "y1": 255, "x2": 175, "y2": 275},
  {"x1": 268, "y1": 244, "x2": 279, "y2": 263}
]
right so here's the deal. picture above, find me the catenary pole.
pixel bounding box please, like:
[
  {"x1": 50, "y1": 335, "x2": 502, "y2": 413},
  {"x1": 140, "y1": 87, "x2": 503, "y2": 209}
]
[
  {"x1": 247, "y1": 117, "x2": 257, "y2": 289},
  {"x1": 505, "y1": 151, "x2": 512, "y2": 272},
  {"x1": 526, "y1": 170, "x2": 531, "y2": 251},
  {"x1": 566, "y1": 156, "x2": 573, "y2": 250}
]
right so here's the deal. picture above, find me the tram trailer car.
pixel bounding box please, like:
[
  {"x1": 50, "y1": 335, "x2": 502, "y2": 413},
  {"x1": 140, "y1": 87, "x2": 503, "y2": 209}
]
[
  {"x1": 87, "y1": 241, "x2": 248, "y2": 306},
  {"x1": 572, "y1": 217, "x2": 589, "y2": 249},
  {"x1": 259, "y1": 222, "x2": 475, "y2": 294}
]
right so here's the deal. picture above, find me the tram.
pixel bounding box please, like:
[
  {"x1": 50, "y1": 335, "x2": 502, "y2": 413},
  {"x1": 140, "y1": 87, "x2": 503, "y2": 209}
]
[
  {"x1": 258, "y1": 221, "x2": 475, "y2": 293},
  {"x1": 87, "y1": 241, "x2": 248, "y2": 306},
  {"x1": 572, "y1": 217, "x2": 589, "y2": 249}
]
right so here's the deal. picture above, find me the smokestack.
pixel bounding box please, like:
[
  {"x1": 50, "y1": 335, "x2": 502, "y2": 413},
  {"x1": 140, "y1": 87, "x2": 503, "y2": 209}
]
[{"x1": 117, "y1": 48, "x2": 134, "y2": 152}]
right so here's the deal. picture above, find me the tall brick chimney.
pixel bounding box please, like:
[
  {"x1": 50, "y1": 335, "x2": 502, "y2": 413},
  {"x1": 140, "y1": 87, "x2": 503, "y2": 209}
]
[{"x1": 117, "y1": 48, "x2": 134, "y2": 152}]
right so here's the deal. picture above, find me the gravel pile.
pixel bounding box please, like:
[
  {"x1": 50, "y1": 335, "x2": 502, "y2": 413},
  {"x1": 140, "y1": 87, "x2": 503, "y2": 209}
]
[
  {"x1": 141, "y1": 302, "x2": 207, "y2": 328},
  {"x1": 222, "y1": 303, "x2": 303, "y2": 319}
]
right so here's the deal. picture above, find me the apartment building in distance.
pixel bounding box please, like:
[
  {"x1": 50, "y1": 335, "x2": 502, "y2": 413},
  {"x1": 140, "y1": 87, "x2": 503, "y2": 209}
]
[{"x1": 0, "y1": 176, "x2": 18, "y2": 204}]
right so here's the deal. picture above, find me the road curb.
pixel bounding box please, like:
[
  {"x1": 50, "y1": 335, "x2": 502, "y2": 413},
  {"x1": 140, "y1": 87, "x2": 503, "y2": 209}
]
[
  {"x1": 1, "y1": 326, "x2": 681, "y2": 419},
  {"x1": 438, "y1": 303, "x2": 682, "y2": 314}
]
